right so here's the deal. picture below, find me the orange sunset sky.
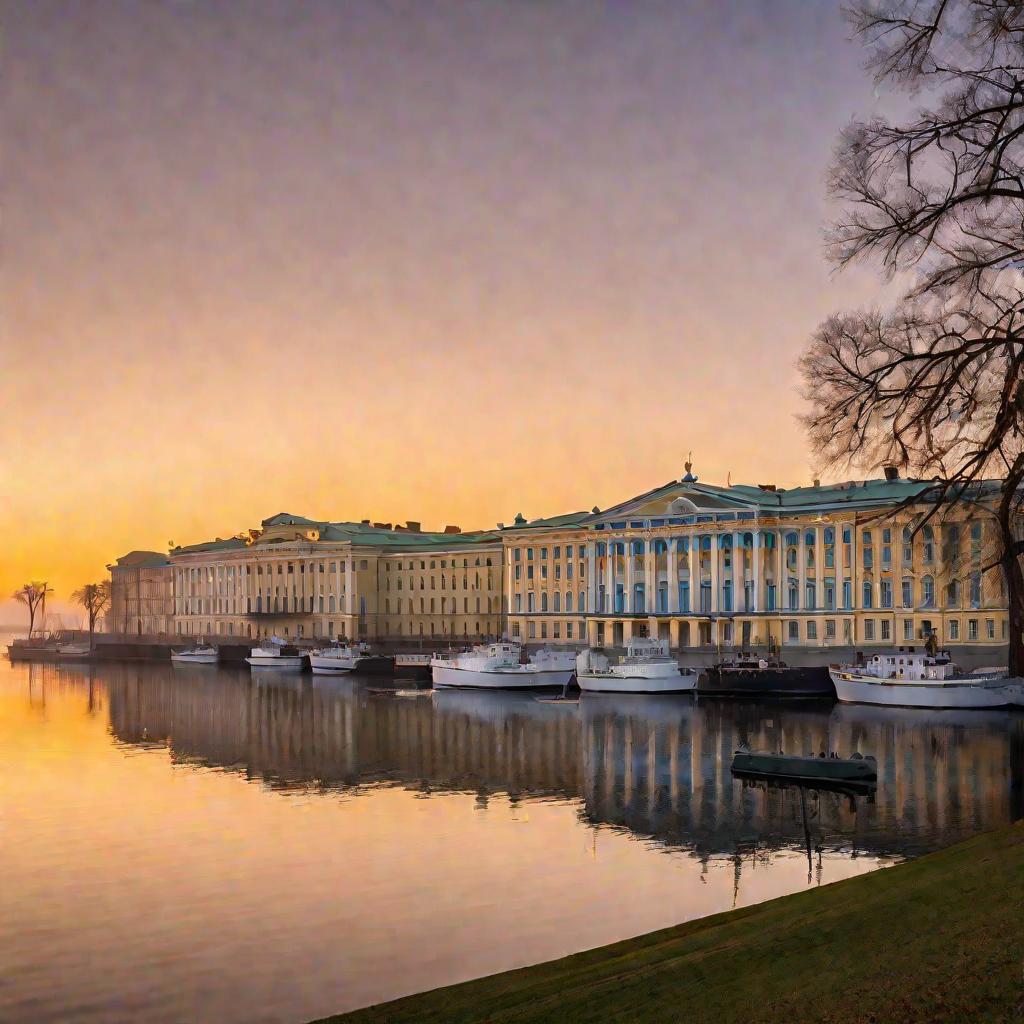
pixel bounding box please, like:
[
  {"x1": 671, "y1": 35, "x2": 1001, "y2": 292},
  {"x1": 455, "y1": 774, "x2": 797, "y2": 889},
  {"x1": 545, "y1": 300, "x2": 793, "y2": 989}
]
[{"x1": 1, "y1": 1, "x2": 894, "y2": 622}]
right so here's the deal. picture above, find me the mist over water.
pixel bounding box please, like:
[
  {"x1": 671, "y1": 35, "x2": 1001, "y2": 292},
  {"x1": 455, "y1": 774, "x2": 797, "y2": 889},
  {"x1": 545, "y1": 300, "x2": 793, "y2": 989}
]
[{"x1": 1, "y1": 646, "x2": 1021, "y2": 1023}]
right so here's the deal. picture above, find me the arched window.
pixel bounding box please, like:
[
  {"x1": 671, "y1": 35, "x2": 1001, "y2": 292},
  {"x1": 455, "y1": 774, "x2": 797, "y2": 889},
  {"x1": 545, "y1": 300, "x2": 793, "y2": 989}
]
[
  {"x1": 565, "y1": 592, "x2": 573, "y2": 613},
  {"x1": 553, "y1": 592, "x2": 561, "y2": 612},
  {"x1": 901, "y1": 577, "x2": 913, "y2": 607},
  {"x1": 922, "y1": 574, "x2": 935, "y2": 608},
  {"x1": 541, "y1": 593, "x2": 548, "y2": 612},
  {"x1": 862, "y1": 579, "x2": 874, "y2": 609}
]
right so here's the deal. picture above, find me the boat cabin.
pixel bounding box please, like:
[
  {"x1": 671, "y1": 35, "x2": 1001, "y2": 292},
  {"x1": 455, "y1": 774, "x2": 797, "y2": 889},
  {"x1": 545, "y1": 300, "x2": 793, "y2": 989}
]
[{"x1": 861, "y1": 649, "x2": 956, "y2": 681}]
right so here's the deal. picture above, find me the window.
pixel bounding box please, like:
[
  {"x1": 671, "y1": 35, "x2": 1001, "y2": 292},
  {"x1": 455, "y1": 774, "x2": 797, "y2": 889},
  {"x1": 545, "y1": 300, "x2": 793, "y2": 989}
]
[
  {"x1": 903, "y1": 619, "x2": 913, "y2": 641},
  {"x1": 967, "y1": 618, "x2": 979, "y2": 640},
  {"x1": 921, "y1": 575, "x2": 935, "y2": 608},
  {"x1": 901, "y1": 578, "x2": 913, "y2": 608},
  {"x1": 986, "y1": 618, "x2": 995, "y2": 640},
  {"x1": 864, "y1": 619, "x2": 875, "y2": 640},
  {"x1": 880, "y1": 579, "x2": 892, "y2": 609},
  {"x1": 862, "y1": 581, "x2": 873, "y2": 609},
  {"x1": 787, "y1": 620, "x2": 799, "y2": 642},
  {"x1": 948, "y1": 619, "x2": 959, "y2": 640},
  {"x1": 880, "y1": 619, "x2": 891, "y2": 641},
  {"x1": 806, "y1": 621, "x2": 818, "y2": 641},
  {"x1": 825, "y1": 619, "x2": 836, "y2": 640},
  {"x1": 566, "y1": 622, "x2": 574, "y2": 639},
  {"x1": 529, "y1": 622, "x2": 536, "y2": 639},
  {"x1": 511, "y1": 622, "x2": 520, "y2": 638},
  {"x1": 842, "y1": 580, "x2": 852, "y2": 609}
]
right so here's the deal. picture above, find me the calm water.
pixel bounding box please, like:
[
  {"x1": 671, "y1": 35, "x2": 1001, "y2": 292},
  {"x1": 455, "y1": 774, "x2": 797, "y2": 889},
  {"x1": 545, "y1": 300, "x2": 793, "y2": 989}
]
[{"x1": 1, "y1": 649, "x2": 1022, "y2": 1024}]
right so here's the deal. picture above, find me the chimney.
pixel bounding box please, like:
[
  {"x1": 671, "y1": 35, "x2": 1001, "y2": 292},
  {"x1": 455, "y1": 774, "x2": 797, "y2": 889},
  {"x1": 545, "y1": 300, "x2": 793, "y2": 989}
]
[
  {"x1": 758, "y1": 483, "x2": 776, "y2": 492},
  {"x1": 812, "y1": 479, "x2": 820, "y2": 488},
  {"x1": 884, "y1": 466, "x2": 899, "y2": 481},
  {"x1": 361, "y1": 519, "x2": 370, "y2": 525},
  {"x1": 443, "y1": 525, "x2": 462, "y2": 534},
  {"x1": 405, "y1": 520, "x2": 421, "y2": 532},
  {"x1": 372, "y1": 522, "x2": 392, "y2": 530}
]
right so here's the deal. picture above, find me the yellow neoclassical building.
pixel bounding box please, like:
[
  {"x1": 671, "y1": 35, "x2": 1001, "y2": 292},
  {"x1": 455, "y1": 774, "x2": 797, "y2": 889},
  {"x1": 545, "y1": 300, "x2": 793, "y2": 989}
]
[
  {"x1": 503, "y1": 468, "x2": 1015, "y2": 656},
  {"x1": 109, "y1": 467, "x2": 1018, "y2": 656},
  {"x1": 168, "y1": 513, "x2": 504, "y2": 642}
]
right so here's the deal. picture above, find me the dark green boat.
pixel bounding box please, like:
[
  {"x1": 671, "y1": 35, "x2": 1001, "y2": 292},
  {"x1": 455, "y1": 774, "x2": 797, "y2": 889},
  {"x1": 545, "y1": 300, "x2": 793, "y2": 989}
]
[{"x1": 730, "y1": 749, "x2": 877, "y2": 783}]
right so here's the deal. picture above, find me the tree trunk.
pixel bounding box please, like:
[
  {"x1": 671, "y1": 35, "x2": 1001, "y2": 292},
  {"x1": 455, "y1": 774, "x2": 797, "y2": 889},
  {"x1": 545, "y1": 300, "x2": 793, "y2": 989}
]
[
  {"x1": 27, "y1": 604, "x2": 35, "y2": 638},
  {"x1": 996, "y1": 453, "x2": 1024, "y2": 678}
]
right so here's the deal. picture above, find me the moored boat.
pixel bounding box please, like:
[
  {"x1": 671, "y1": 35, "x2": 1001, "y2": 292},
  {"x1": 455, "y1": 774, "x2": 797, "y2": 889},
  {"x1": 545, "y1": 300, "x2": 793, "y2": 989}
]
[
  {"x1": 830, "y1": 648, "x2": 1022, "y2": 709},
  {"x1": 698, "y1": 652, "x2": 834, "y2": 700},
  {"x1": 57, "y1": 642, "x2": 93, "y2": 660},
  {"x1": 731, "y1": 748, "x2": 877, "y2": 784},
  {"x1": 394, "y1": 653, "x2": 432, "y2": 680},
  {"x1": 576, "y1": 638, "x2": 697, "y2": 694},
  {"x1": 245, "y1": 639, "x2": 305, "y2": 671},
  {"x1": 431, "y1": 642, "x2": 574, "y2": 690},
  {"x1": 308, "y1": 642, "x2": 394, "y2": 675},
  {"x1": 171, "y1": 643, "x2": 218, "y2": 665}
]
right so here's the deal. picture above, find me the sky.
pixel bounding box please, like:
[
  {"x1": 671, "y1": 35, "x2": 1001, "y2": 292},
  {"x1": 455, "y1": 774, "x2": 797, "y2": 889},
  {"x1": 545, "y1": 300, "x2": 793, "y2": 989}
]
[{"x1": 1, "y1": 0, "x2": 893, "y2": 622}]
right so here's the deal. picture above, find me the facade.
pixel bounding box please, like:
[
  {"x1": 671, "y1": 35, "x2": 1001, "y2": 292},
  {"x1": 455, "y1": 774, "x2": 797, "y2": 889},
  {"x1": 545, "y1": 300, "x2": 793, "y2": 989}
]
[
  {"x1": 505, "y1": 468, "x2": 1017, "y2": 654},
  {"x1": 107, "y1": 466, "x2": 1019, "y2": 653},
  {"x1": 168, "y1": 513, "x2": 503, "y2": 642},
  {"x1": 107, "y1": 550, "x2": 175, "y2": 635}
]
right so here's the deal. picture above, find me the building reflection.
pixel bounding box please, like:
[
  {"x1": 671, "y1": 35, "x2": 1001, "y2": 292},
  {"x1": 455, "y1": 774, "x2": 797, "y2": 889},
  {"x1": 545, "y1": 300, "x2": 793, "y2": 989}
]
[{"x1": 95, "y1": 665, "x2": 1024, "y2": 862}]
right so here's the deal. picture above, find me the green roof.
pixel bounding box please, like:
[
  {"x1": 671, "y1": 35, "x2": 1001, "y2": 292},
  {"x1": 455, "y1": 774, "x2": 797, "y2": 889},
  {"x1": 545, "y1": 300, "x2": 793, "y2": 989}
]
[
  {"x1": 172, "y1": 537, "x2": 248, "y2": 555},
  {"x1": 110, "y1": 550, "x2": 170, "y2": 569},
  {"x1": 501, "y1": 511, "x2": 592, "y2": 531}
]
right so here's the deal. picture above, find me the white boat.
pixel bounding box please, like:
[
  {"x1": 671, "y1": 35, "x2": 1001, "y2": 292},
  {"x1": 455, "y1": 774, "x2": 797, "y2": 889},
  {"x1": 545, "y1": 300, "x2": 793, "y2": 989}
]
[
  {"x1": 57, "y1": 642, "x2": 92, "y2": 659},
  {"x1": 830, "y1": 649, "x2": 1023, "y2": 709},
  {"x1": 308, "y1": 642, "x2": 394, "y2": 675},
  {"x1": 171, "y1": 643, "x2": 218, "y2": 665},
  {"x1": 245, "y1": 638, "x2": 305, "y2": 671},
  {"x1": 431, "y1": 642, "x2": 574, "y2": 690},
  {"x1": 576, "y1": 638, "x2": 697, "y2": 694}
]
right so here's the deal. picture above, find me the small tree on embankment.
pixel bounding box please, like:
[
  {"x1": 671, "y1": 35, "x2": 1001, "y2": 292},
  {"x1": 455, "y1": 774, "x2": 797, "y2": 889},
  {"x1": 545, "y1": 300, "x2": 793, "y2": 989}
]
[
  {"x1": 72, "y1": 582, "x2": 111, "y2": 649},
  {"x1": 12, "y1": 581, "x2": 52, "y2": 637}
]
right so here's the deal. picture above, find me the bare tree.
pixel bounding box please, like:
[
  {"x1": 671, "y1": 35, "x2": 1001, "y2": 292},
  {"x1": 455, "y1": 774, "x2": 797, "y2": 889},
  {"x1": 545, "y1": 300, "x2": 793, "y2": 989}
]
[
  {"x1": 802, "y1": 0, "x2": 1024, "y2": 674},
  {"x1": 11, "y1": 582, "x2": 50, "y2": 637},
  {"x1": 72, "y1": 582, "x2": 111, "y2": 649}
]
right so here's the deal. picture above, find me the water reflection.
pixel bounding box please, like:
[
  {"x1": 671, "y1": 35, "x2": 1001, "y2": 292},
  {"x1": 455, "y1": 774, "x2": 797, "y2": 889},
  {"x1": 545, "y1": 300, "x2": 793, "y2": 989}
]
[
  {"x1": 95, "y1": 663, "x2": 1024, "y2": 862},
  {"x1": 5, "y1": 658, "x2": 1023, "y2": 1024}
]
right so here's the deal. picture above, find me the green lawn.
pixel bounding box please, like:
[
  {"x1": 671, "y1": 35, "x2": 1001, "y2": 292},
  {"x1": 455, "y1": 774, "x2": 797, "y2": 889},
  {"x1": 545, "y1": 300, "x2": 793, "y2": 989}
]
[{"x1": 316, "y1": 821, "x2": 1024, "y2": 1024}]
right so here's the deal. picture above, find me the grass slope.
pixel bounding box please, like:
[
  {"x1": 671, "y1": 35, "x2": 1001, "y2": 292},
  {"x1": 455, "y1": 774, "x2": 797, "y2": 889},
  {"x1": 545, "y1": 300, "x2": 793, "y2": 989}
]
[{"x1": 318, "y1": 822, "x2": 1024, "y2": 1024}]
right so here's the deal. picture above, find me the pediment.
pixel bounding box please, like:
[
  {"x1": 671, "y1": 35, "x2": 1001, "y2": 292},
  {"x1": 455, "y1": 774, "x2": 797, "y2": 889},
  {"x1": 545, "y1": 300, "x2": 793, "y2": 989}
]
[{"x1": 596, "y1": 481, "x2": 754, "y2": 522}]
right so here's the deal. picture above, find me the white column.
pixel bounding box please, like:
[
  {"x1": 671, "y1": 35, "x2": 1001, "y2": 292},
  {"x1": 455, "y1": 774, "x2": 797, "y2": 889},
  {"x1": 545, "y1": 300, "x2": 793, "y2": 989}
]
[
  {"x1": 346, "y1": 553, "x2": 355, "y2": 615},
  {"x1": 815, "y1": 527, "x2": 824, "y2": 612},
  {"x1": 733, "y1": 530, "x2": 743, "y2": 612},
  {"x1": 645, "y1": 540, "x2": 656, "y2": 614},
  {"x1": 506, "y1": 548, "x2": 514, "y2": 620},
  {"x1": 668, "y1": 541, "x2": 679, "y2": 613},
  {"x1": 586, "y1": 542, "x2": 597, "y2": 614},
  {"x1": 605, "y1": 541, "x2": 614, "y2": 613},
  {"x1": 752, "y1": 531, "x2": 761, "y2": 613},
  {"x1": 689, "y1": 535, "x2": 699, "y2": 613},
  {"x1": 709, "y1": 535, "x2": 720, "y2": 614},
  {"x1": 798, "y1": 530, "x2": 807, "y2": 611},
  {"x1": 625, "y1": 542, "x2": 635, "y2": 613}
]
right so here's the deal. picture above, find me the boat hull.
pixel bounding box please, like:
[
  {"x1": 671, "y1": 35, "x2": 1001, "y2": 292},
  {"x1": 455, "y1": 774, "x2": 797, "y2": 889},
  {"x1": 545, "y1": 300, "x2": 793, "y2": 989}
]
[
  {"x1": 698, "y1": 665, "x2": 834, "y2": 699},
  {"x1": 431, "y1": 665, "x2": 573, "y2": 690},
  {"x1": 171, "y1": 653, "x2": 218, "y2": 665},
  {"x1": 830, "y1": 670, "x2": 1017, "y2": 709},
  {"x1": 732, "y1": 751, "x2": 876, "y2": 783},
  {"x1": 577, "y1": 672, "x2": 697, "y2": 694},
  {"x1": 246, "y1": 656, "x2": 305, "y2": 671},
  {"x1": 309, "y1": 654, "x2": 395, "y2": 675}
]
